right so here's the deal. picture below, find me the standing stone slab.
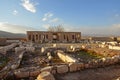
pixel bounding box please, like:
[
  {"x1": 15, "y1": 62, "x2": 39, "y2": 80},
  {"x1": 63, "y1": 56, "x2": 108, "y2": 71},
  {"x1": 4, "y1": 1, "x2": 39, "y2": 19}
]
[
  {"x1": 56, "y1": 65, "x2": 68, "y2": 74},
  {"x1": 37, "y1": 71, "x2": 55, "y2": 80}
]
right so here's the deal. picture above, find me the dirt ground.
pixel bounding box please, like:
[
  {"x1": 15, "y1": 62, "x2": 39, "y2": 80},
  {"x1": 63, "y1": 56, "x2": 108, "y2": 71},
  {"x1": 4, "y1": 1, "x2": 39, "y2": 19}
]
[{"x1": 55, "y1": 64, "x2": 120, "y2": 80}]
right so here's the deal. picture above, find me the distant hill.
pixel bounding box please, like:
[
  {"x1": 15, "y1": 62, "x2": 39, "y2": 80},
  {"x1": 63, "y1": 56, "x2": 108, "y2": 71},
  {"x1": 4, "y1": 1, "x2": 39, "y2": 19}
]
[
  {"x1": 82, "y1": 33, "x2": 119, "y2": 37},
  {"x1": 0, "y1": 30, "x2": 26, "y2": 38},
  {"x1": 0, "y1": 30, "x2": 118, "y2": 38}
]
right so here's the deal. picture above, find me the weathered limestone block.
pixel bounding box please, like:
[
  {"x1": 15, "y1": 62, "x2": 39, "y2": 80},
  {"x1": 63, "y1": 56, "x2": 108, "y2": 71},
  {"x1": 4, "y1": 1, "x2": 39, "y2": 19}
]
[
  {"x1": 40, "y1": 66, "x2": 53, "y2": 73},
  {"x1": 84, "y1": 63, "x2": 89, "y2": 69},
  {"x1": 90, "y1": 61, "x2": 97, "y2": 68},
  {"x1": 65, "y1": 55, "x2": 78, "y2": 63},
  {"x1": 48, "y1": 55, "x2": 53, "y2": 60},
  {"x1": 15, "y1": 47, "x2": 25, "y2": 53},
  {"x1": 17, "y1": 59, "x2": 21, "y2": 65},
  {"x1": 104, "y1": 57, "x2": 111, "y2": 65},
  {"x1": 92, "y1": 60, "x2": 99, "y2": 68},
  {"x1": 114, "y1": 55, "x2": 120, "y2": 62},
  {"x1": 57, "y1": 51, "x2": 66, "y2": 62},
  {"x1": 14, "y1": 71, "x2": 29, "y2": 78},
  {"x1": 69, "y1": 63, "x2": 78, "y2": 72},
  {"x1": 0, "y1": 43, "x2": 17, "y2": 55},
  {"x1": 11, "y1": 64, "x2": 19, "y2": 70},
  {"x1": 5, "y1": 71, "x2": 15, "y2": 80},
  {"x1": 101, "y1": 58, "x2": 106, "y2": 62},
  {"x1": 51, "y1": 67, "x2": 56, "y2": 74},
  {"x1": 115, "y1": 77, "x2": 120, "y2": 80},
  {"x1": 56, "y1": 65, "x2": 68, "y2": 74},
  {"x1": 29, "y1": 77, "x2": 35, "y2": 80},
  {"x1": 97, "y1": 59, "x2": 104, "y2": 67},
  {"x1": 81, "y1": 45, "x2": 85, "y2": 49},
  {"x1": 19, "y1": 53, "x2": 23, "y2": 59},
  {"x1": 0, "y1": 48, "x2": 6, "y2": 55},
  {"x1": 118, "y1": 55, "x2": 120, "y2": 62},
  {"x1": 87, "y1": 61, "x2": 93, "y2": 68},
  {"x1": 57, "y1": 51, "x2": 78, "y2": 63},
  {"x1": 112, "y1": 56, "x2": 119, "y2": 63},
  {"x1": 94, "y1": 59, "x2": 99, "y2": 67},
  {"x1": 77, "y1": 63, "x2": 84, "y2": 70},
  {"x1": 70, "y1": 45, "x2": 73, "y2": 50},
  {"x1": 41, "y1": 47, "x2": 45, "y2": 53},
  {"x1": 37, "y1": 71, "x2": 55, "y2": 80},
  {"x1": 25, "y1": 47, "x2": 35, "y2": 52},
  {"x1": 29, "y1": 69, "x2": 41, "y2": 77},
  {"x1": 109, "y1": 58, "x2": 115, "y2": 65},
  {"x1": 75, "y1": 48, "x2": 81, "y2": 51},
  {"x1": 69, "y1": 45, "x2": 76, "y2": 52},
  {"x1": 47, "y1": 52, "x2": 51, "y2": 57},
  {"x1": 53, "y1": 44, "x2": 56, "y2": 47}
]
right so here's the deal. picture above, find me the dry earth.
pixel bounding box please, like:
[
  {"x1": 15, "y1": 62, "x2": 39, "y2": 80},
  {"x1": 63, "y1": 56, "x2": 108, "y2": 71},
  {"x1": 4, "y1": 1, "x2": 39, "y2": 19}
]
[{"x1": 55, "y1": 64, "x2": 120, "y2": 80}]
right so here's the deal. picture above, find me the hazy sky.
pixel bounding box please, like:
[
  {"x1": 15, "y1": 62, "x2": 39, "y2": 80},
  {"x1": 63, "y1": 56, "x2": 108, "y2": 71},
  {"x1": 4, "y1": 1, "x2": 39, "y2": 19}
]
[{"x1": 0, "y1": 0, "x2": 120, "y2": 35}]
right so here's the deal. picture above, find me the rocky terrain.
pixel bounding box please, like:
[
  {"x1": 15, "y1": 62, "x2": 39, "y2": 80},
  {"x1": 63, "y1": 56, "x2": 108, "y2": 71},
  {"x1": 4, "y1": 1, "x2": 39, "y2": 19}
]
[{"x1": 0, "y1": 43, "x2": 120, "y2": 80}]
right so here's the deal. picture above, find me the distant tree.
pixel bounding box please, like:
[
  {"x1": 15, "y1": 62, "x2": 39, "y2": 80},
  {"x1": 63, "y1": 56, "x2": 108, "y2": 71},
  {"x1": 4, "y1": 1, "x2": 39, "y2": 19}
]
[
  {"x1": 47, "y1": 25, "x2": 64, "y2": 32},
  {"x1": 47, "y1": 26, "x2": 55, "y2": 32},
  {"x1": 55, "y1": 25, "x2": 64, "y2": 32}
]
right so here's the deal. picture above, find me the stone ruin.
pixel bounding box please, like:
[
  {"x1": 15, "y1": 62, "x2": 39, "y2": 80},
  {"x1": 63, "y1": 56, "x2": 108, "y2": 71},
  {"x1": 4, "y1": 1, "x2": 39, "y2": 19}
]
[{"x1": 0, "y1": 43, "x2": 120, "y2": 80}]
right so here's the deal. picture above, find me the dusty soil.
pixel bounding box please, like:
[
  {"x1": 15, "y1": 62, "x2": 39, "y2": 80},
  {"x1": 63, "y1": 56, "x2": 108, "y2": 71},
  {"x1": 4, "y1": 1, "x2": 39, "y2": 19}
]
[{"x1": 55, "y1": 64, "x2": 120, "y2": 80}]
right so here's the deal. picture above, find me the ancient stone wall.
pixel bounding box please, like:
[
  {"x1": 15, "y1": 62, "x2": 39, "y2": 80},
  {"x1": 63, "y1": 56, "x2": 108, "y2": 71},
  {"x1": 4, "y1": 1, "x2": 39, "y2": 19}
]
[{"x1": 27, "y1": 31, "x2": 81, "y2": 43}]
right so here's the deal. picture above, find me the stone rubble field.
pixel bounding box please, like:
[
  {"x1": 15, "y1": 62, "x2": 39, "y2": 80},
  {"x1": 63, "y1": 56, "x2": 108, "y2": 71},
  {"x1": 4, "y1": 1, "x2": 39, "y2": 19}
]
[{"x1": 0, "y1": 43, "x2": 120, "y2": 80}]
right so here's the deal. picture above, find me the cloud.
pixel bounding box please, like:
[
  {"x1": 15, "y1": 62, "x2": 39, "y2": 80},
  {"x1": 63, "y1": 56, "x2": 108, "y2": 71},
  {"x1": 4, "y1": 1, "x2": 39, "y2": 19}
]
[
  {"x1": 0, "y1": 22, "x2": 36, "y2": 33},
  {"x1": 21, "y1": 0, "x2": 36, "y2": 13},
  {"x1": 50, "y1": 18, "x2": 59, "y2": 23},
  {"x1": 42, "y1": 17, "x2": 47, "y2": 21},
  {"x1": 42, "y1": 12, "x2": 53, "y2": 21},
  {"x1": 115, "y1": 14, "x2": 119, "y2": 17},
  {"x1": 62, "y1": 23, "x2": 120, "y2": 36},
  {"x1": 13, "y1": 10, "x2": 18, "y2": 15},
  {"x1": 42, "y1": 24, "x2": 51, "y2": 29},
  {"x1": 112, "y1": 24, "x2": 120, "y2": 28},
  {"x1": 44, "y1": 12, "x2": 53, "y2": 17}
]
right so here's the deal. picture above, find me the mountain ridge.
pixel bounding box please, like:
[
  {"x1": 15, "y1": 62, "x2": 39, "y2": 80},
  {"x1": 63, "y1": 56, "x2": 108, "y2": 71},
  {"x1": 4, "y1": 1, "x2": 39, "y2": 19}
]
[
  {"x1": 0, "y1": 30, "x2": 26, "y2": 38},
  {"x1": 0, "y1": 30, "x2": 119, "y2": 38}
]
